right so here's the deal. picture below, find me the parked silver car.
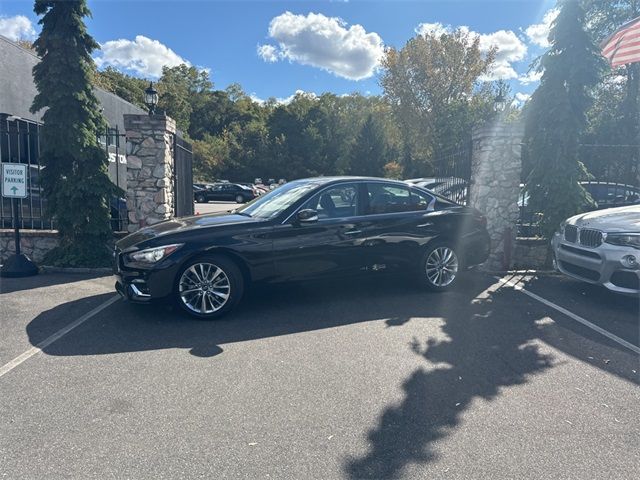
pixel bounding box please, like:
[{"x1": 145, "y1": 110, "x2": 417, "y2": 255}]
[{"x1": 551, "y1": 205, "x2": 640, "y2": 295}]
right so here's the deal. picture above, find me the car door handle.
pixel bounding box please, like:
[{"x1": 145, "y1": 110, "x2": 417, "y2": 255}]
[
  {"x1": 343, "y1": 229, "x2": 362, "y2": 235},
  {"x1": 417, "y1": 222, "x2": 434, "y2": 228}
]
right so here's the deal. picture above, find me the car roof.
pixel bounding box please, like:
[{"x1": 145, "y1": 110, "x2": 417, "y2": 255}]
[{"x1": 296, "y1": 176, "x2": 413, "y2": 188}]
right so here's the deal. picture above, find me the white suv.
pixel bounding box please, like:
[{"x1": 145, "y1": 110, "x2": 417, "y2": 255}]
[{"x1": 551, "y1": 205, "x2": 640, "y2": 295}]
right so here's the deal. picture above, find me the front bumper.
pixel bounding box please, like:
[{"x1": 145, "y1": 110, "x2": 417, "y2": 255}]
[
  {"x1": 551, "y1": 233, "x2": 640, "y2": 295},
  {"x1": 113, "y1": 248, "x2": 183, "y2": 302}
]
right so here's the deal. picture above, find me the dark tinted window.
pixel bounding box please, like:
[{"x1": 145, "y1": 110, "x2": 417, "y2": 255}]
[
  {"x1": 301, "y1": 183, "x2": 360, "y2": 219},
  {"x1": 365, "y1": 183, "x2": 412, "y2": 214},
  {"x1": 410, "y1": 189, "x2": 434, "y2": 211}
]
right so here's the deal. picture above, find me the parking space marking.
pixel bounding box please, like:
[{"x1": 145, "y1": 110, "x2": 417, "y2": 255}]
[
  {"x1": 0, "y1": 295, "x2": 120, "y2": 379},
  {"x1": 497, "y1": 275, "x2": 640, "y2": 355}
]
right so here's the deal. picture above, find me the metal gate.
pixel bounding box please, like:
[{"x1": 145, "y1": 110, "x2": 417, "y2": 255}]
[
  {"x1": 173, "y1": 135, "x2": 194, "y2": 217},
  {"x1": 421, "y1": 141, "x2": 472, "y2": 205},
  {"x1": 0, "y1": 114, "x2": 51, "y2": 229}
]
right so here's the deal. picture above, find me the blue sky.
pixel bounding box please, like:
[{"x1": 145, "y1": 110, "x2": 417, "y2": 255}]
[{"x1": 0, "y1": 1, "x2": 558, "y2": 103}]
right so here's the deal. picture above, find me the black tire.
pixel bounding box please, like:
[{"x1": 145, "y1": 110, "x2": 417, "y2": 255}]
[
  {"x1": 195, "y1": 193, "x2": 206, "y2": 203},
  {"x1": 235, "y1": 194, "x2": 245, "y2": 203},
  {"x1": 174, "y1": 254, "x2": 244, "y2": 320},
  {"x1": 418, "y1": 240, "x2": 461, "y2": 292}
]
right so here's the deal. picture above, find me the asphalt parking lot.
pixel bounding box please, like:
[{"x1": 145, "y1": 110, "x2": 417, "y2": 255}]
[{"x1": 1, "y1": 269, "x2": 638, "y2": 479}]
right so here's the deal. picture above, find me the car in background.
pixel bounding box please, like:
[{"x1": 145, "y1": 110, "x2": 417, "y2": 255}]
[
  {"x1": 551, "y1": 204, "x2": 639, "y2": 295},
  {"x1": 114, "y1": 176, "x2": 491, "y2": 319},
  {"x1": 194, "y1": 183, "x2": 256, "y2": 204}
]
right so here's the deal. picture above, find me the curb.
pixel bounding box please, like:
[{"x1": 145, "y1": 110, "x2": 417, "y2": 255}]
[{"x1": 40, "y1": 265, "x2": 113, "y2": 275}]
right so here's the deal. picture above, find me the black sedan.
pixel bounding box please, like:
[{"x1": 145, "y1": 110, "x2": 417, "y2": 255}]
[
  {"x1": 194, "y1": 183, "x2": 255, "y2": 204},
  {"x1": 114, "y1": 177, "x2": 490, "y2": 319}
]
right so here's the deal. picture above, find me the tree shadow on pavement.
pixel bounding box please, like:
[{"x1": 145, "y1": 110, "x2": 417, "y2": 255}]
[{"x1": 343, "y1": 281, "x2": 557, "y2": 478}]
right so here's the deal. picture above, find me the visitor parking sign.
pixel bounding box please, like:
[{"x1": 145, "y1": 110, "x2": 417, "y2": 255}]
[{"x1": 2, "y1": 164, "x2": 28, "y2": 198}]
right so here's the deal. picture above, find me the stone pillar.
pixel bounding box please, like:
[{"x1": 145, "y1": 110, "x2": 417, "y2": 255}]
[
  {"x1": 123, "y1": 114, "x2": 176, "y2": 232},
  {"x1": 469, "y1": 121, "x2": 524, "y2": 271}
]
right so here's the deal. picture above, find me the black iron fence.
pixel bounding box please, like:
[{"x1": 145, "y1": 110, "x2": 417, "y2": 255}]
[
  {"x1": 518, "y1": 144, "x2": 640, "y2": 237},
  {"x1": 0, "y1": 114, "x2": 132, "y2": 232},
  {"x1": 173, "y1": 135, "x2": 194, "y2": 217},
  {"x1": 416, "y1": 141, "x2": 472, "y2": 205},
  {"x1": 0, "y1": 114, "x2": 51, "y2": 229}
]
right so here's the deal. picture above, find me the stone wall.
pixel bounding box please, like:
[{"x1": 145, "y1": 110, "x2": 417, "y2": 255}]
[
  {"x1": 0, "y1": 229, "x2": 59, "y2": 263},
  {"x1": 124, "y1": 114, "x2": 176, "y2": 233},
  {"x1": 469, "y1": 121, "x2": 524, "y2": 271},
  {"x1": 514, "y1": 238, "x2": 549, "y2": 270}
]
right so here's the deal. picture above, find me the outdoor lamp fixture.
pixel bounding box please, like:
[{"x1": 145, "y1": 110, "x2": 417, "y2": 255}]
[
  {"x1": 494, "y1": 92, "x2": 507, "y2": 113},
  {"x1": 144, "y1": 82, "x2": 158, "y2": 115}
]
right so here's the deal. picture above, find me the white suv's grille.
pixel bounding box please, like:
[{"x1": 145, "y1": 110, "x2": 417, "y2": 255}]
[
  {"x1": 579, "y1": 228, "x2": 603, "y2": 248},
  {"x1": 564, "y1": 225, "x2": 578, "y2": 243}
]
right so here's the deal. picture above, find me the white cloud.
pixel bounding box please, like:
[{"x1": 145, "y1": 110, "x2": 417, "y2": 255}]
[
  {"x1": 257, "y1": 44, "x2": 280, "y2": 62},
  {"x1": 249, "y1": 90, "x2": 318, "y2": 105},
  {"x1": 477, "y1": 30, "x2": 528, "y2": 81},
  {"x1": 513, "y1": 92, "x2": 531, "y2": 107},
  {"x1": 95, "y1": 35, "x2": 188, "y2": 78},
  {"x1": 415, "y1": 22, "x2": 527, "y2": 81},
  {"x1": 0, "y1": 15, "x2": 36, "y2": 41},
  {"x1": 518, "y1": 70, "x2": 543, "y2": 85},
  {"x1": 415, "y1": 22, "x2": 450, "y2": 37},
  {"x1": 525, "y1": 9, "x2": 559, "y2": 48},
  {"x1": 258, "y1": 11, "x2": 384, "y2": 80}
]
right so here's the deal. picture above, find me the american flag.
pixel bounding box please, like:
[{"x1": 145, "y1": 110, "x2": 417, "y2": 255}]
[{"x1": 601, "y1": 16, "x2": 640, "y2": 67}]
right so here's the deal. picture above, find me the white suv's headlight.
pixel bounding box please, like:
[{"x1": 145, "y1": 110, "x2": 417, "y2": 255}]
[
  {"x1": 128, "y1": 244, "x2": 183, "y2": 264},
  {"x1": 604, "y1": 233, "x2": 640, "y2": 249},
  {"x1": 557, "y1": 221, "x2": 566, "y2": 235}
]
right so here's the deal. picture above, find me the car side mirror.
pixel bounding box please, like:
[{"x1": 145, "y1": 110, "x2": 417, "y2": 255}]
[{"x1": 296, "y1": 209, "x2": 318, "y2": 224}]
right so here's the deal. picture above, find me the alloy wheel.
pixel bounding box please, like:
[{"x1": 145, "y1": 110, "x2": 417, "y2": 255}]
[
  {"x1": 178, "y1": 262, "x2": 231, "y2": 314},
  {"x1": 425, "y1": 246, "x2": 459, "y2": 287}
]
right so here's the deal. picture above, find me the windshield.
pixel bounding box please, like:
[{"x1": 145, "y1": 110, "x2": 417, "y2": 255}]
[{"x1": 235, "y1": 180, "x2": 318, "y2": 219}]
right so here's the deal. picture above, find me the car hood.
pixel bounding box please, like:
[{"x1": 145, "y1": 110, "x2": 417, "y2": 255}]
[
  {"x1": 116, "y1": 211, "x2": 258, "y2": 250},
  {"x1": 567, "y1": 205, "x2": 640, "y2": 232}
]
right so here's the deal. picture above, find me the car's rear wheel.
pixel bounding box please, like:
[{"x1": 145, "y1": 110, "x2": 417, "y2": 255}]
[
  {"x1": 235, "y1": 194, "x2": 245, "y2": 203},
  {"x1": 195, "y1": 193, "x2": 206, "y2": 203},
  {"x1": 175, "y1": 255, "x2": 244, "y2": 319},
  {"x1": 419, "y1": 241, "x2": 460, "y2": 291}
]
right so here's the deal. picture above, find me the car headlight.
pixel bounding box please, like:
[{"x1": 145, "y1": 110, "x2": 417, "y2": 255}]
[
  {"x1": 604, "y1": 233, "x2": 640, "y2": 249},
  {"x1": 558, "y1": 221, "x2": 566, "y2": 235},
  {"x1": 128, "y1": 244, "x2": 183, "y2": 264}
]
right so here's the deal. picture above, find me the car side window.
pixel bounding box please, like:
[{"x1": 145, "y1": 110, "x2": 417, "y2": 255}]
[
  {"x1": 301, "y1": 184, "x2": 360, "y2": 219},
  {"x1": 365, "y1": 183, "x2": 413, "y2": 214},
  {"x1": 410, "y1": 189, "x2": 434, "y2": 211}
]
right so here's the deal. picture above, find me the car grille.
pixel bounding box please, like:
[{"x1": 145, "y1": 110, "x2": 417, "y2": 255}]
[
  {"x1": 564, "y1": 225, "x2": 603, "y2": 248},
  {"x1": 564, "y1": 225, "x2": 578, "y2": 243},
  {"x1": 559, "y1": 244, "x2": 601, "y2": 260},
  {"x1": 579, "y1": 228, "x2": 603, "y2": 248}
]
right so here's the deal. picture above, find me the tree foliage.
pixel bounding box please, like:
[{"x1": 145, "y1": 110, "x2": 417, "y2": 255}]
[
  {"x1": 380, "y1": 29, "x2": 497, "y2": 175},
  {"x1": 31, "y1": 0, "x2": 114, "y2": 266},
  {"x1": 524, "y1": 0, "x2": 605, "y2": 239}
]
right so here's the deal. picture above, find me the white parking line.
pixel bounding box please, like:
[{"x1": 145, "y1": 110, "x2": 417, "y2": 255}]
[
  {"x1": 497, "y1": 275, "x2": 640, "y2": 355},
  {"x1": 0, "y1": 295, "x2": 120, "y2": 379}
]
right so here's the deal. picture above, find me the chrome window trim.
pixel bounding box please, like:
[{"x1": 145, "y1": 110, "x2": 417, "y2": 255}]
[{"x1": 281, "y1": 179, "x2": 436, "y2": 225}]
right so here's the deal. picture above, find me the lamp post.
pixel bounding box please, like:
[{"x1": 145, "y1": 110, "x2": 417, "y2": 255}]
[
  {"x1": 494, "y1": 92, "x2": 507, "y2": 113},
  {"x1": 144, "y1": 82, "x2": 158, "y2": 115}
]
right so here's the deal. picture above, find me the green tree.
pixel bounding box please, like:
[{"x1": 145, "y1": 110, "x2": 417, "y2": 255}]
[
  {"x1": 157, "y1": 64, "x2": 213, "y2": 132},
  {"x1": 349, "y1": 114, "x2": 389, "y2": 176},
  {"x1": 380, "y1": 29, "x2": 496, "y2": 175},
  {"x1": 94, "y1": 67, "x2": 148, "y2": 109},
  {"x1": 30, "y1": 0, "x2": 114, "y2": 266},
  {"x1": 524, "y1": 0, "x2": 604, "y2": 239}
]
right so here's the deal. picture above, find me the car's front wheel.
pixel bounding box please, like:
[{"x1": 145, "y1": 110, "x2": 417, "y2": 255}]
[
  {"x1": 419, "y1": 241, "x2": 460, "y2": 291},
  {"x1": 235, "y1": 194, "x2": 245, "y2": 203},
  {"x1": 174, "y1": 255, "x2": 244, "y2": 319},
  {"x1": 195, "y1": 193, "x2": 206, "y2": 203}
]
